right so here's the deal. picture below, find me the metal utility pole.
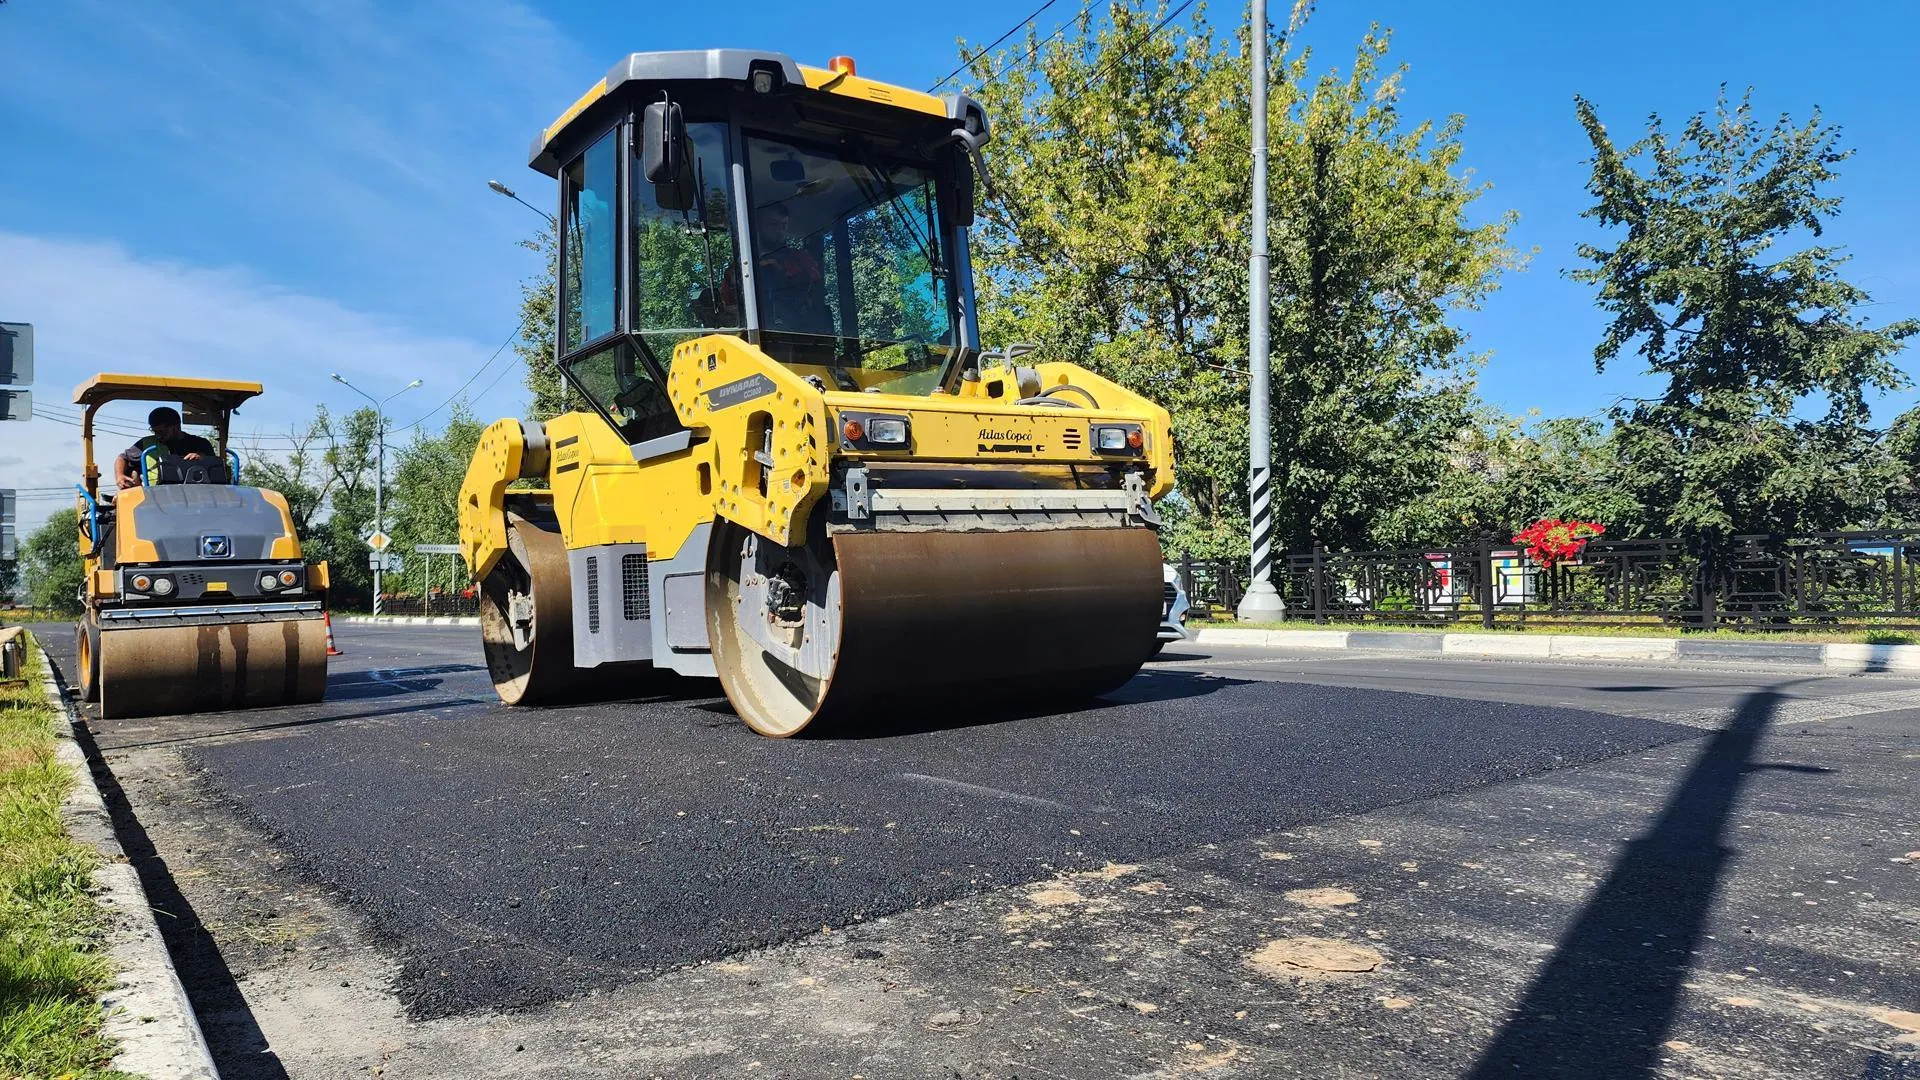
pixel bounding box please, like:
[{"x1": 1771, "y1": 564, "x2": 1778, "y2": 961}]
[
  {"x1": 1237, "y1": 0, "x2": 1285, "y2": 622},
  {"x1": 331, "y1": 374, "x2": 422, "y2": 615}
]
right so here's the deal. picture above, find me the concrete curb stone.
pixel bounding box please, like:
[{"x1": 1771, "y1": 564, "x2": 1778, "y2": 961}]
[
  {"x1": 344, "y1": 615, "x2": 479, "y2": 626},
  {"x1": 38, "y1": 634, "x2": 219, "y2": 1080},
  {"x1": 1190, "y1": 626, "x2": 1920, "y2": 675}
]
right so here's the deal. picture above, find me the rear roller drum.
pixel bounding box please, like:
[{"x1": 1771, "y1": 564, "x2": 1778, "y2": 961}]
[
  {"x1": 479, "y1": 512, "x2": 576, "y2": 706},
  {"x1": 76, "y1": 615, "x2": 101, "y2": 704}
]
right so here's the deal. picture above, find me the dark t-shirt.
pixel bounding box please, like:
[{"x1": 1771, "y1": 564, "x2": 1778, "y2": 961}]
[{"x1": 121, "y1": 432, "x2": 217, "y2": 471}]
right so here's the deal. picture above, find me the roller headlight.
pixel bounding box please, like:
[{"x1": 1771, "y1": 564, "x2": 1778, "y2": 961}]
[
  {"x1": 1093, "y1": 424, "x2": 1144, "y2": 454},
  {"x1": 260, "y1": 573, "x2": 279, "y2": 592},
  {"x1": 865, "y1": 417, "x2": 908, "y2": 445},
  {"x1": 151, "y1": 577, "x2": 174, "y2": 596}
]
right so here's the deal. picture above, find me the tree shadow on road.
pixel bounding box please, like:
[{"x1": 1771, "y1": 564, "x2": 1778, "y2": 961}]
[{"x1": 1466, "y1": 683, "x2": 1798, "y2": 1079}]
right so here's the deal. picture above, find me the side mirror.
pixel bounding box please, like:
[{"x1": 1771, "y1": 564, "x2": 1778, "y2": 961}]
[
  {"x1": 641, "y1": 99, "x2": 694, "y2": 212},
  {"x1": 641, "y1": 99, "x2": 685, "y2": 184}
]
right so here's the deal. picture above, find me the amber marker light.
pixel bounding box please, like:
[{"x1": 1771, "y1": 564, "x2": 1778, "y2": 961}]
[
  {"x1": 828, "y1": 56, "x2": 857, "y2": 76},
  {"x1": 842, "y1": 418, "x2": 865, "y2": 442}
]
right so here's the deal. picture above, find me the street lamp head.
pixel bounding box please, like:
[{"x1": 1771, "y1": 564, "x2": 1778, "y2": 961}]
[
  {"x1": 406, "y1": 379, "x2": 423, "y2": 389},
  {"x1": 488, "y1": 179, "x2": 515, "y2": 198},
  {"x1": 329, "y1": 373, "x2": 346, "y2": 384}
]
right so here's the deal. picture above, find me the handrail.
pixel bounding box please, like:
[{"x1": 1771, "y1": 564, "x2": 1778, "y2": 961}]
[
  {"x1": 73, "y1": 485, "x2": 100, "y2": 556},
  {"x1": 227, "y1": 447, "x2": 243, "y2": 481},
  {"x1": 140, "y1": 444, "x2": 164, "y2": 486}
]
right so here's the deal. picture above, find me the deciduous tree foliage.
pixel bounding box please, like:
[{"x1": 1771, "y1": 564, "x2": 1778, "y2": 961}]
[
  {"x1": 19, "y1": 509, "x2": 83, "y2": 615},
  {"x1": 959, "y1": 4, "x2": 1518, "y2": 556},
  {"x1": 1572, "y1": 90, "x2": 1919, "y2": 545}
]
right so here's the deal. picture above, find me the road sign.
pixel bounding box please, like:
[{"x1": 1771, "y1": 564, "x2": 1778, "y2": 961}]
[
  {"x1": 366, "y1": 531, "x2": 391, "y2": 551},
  {"x1": 368, "y1": 551, "x2": 405, "y2": 573},
  {"x1": 0, "y1": 489, "x2": 14, "y2": 525},
  {"x1": 0, "y1": 390, "x2": 29, "y2": 421},
  {"x1": 413, "y1": 543, "x2": 461, "y2": 555},
  {"x1": 0, "y1": 323, "x2": 31, "y2": 386},
  {"x1": 1, "y1": 525, "x2": 14, "y2": 561}
]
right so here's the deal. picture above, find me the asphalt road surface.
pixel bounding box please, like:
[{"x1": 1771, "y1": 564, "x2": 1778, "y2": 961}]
[{"x1": 37, "y1": 622, "x2": 1920, "y2": 1079}]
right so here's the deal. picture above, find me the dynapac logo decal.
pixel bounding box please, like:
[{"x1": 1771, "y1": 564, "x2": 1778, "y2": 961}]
[
  {"x1": 705, "y1": 373, "x2": 776, "y2": 411},
  {"x1": 978, "y1": 427, "x2": 1036, "y2": 453}
]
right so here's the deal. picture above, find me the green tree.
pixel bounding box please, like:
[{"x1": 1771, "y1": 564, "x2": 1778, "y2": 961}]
[
  {"x1": 389, "y1": 403, "x2": 486, "y2": 552},
  {"x1": 308, "y1": 405, "x2": 381, "y2": 607},
  {"x1": 19, "y1": 509, "x2": 83, "y2": 615},
  {"x1": 961, "y1": 4, "x2": 1518, "y2": 557},
  {"x1": 517, "y1": 226, "x2": 569, "y2": 420},
  {"x1": 1573, "y1": 90, "x2": 1918, "y2": 546}
]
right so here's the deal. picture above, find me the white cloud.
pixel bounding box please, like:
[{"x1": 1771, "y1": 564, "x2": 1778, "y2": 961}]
[{"x1": 0, "y1": 231, "x2": 527, "y2": 537}]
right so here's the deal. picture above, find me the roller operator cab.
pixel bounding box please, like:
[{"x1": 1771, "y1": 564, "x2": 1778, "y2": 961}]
[
  {"x1": 72, "y1": 374, "x2": 330, "y2": 718},
  {"x1": 459, "y1": 49, "x2": 1175, "y2": 735}
]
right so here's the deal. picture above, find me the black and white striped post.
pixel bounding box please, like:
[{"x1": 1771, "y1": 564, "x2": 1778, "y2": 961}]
[{"x1": 1237, "y1": 0, "x2": 1285, "y2": 622}]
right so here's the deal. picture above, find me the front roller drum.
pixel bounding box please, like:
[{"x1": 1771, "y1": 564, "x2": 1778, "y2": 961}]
[
  {"x1": 96, "y1": 618, "x2": 328, "y2": 719},
  {"x1": 706, "y1": 520, "x2": 1164, "y2": 737}
]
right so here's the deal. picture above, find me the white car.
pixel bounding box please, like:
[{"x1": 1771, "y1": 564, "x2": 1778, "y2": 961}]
[{"x1": 1156, "y1": 563, "x2": 1190, "y2": 654}]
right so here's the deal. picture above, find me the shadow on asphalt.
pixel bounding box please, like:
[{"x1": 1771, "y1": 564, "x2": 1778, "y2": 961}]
[
  {"x1": 61, "y1": 686, "x2": 291, "y2": 1079},
  {"x1": 101, "y1": 696, "x2": 496, "y2": 751},
  {"x1": 1467, "y1": 682, "x2": 1801, "y2": 1079},
  {"x1": 325, "y1": 663, "x2": 484, "y2": 701}
]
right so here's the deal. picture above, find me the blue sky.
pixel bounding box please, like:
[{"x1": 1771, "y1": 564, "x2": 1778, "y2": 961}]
[{"x1": 2, "y1": 0, "x2": 1915, "y2": 533}]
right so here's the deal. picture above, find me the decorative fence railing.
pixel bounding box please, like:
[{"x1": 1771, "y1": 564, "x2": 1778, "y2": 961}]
[
  {"x1": 376, "y1": 594, "x2": 480, "y2": 617},
  {"x1": 1174, "y1": 530, "x2": 1920, "y2": 630}
]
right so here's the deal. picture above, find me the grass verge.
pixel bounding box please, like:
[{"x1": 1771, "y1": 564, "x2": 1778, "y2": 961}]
[{"x1": 0, "y1": 633, "x2": 128, "y2": 1079}]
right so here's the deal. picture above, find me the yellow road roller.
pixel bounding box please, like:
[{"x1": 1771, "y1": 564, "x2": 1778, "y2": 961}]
[
  {"x1": 459, "y1": 50, "x2": 1173, "y2": 735},
  {"x1": 72, "y1": 374, "x2": 329, "y2": 718}
]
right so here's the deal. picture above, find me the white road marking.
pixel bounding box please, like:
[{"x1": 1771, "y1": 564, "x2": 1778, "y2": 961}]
[{"x1": 899, "y1": 773, "x2": 1076, "y2": 811}]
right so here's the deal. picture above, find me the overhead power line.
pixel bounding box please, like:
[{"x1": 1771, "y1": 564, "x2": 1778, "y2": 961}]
[
  {"x1": 392, "y1": 325, "x2": 523, "y2": 435},
  {"x1": 929, "y1": 0, "x2": 1066, "y2": 92}
]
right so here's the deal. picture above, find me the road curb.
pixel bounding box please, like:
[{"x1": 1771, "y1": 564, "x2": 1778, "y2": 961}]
[
  {"x1": 343, "y1": 615, "x2": 479, "y2": 626},
  {"x1": 38, "y1": 633, "x2": 219, "y2": 1080},
  {"x1": 1190, "y1": 626, "x2": 1920, "y2": 674}
]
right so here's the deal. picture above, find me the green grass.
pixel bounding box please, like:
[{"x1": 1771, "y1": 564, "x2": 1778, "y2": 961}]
[
  {"x1": 1190, "y1": 617, "x2": 1918, "y2": 645},
  {"x1": 0, "y1": 634, "x2": 129, "y2": 1079}
]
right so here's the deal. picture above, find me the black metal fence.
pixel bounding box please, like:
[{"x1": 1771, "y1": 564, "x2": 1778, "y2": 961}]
[
  {"x1": 1174, "y1": 530, "x2": 1920, "y2": 630},
  {"x1": 376, "y1": 594, "x2": 480, "y2": 617}
]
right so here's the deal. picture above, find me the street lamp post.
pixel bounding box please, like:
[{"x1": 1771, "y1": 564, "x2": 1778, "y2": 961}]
[
  {"x1": 330, "y1": 374, "x2": 422, "y2": 615},
  {"x1": 488, "y1": 179, "x2": 556, "y2": 227},
  {"x1": 1236, "y1": 0, "x2": 1286, "y2": 623}
]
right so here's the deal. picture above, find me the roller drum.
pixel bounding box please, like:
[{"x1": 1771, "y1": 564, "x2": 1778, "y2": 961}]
[
  {"x1": 96, "y1": 617, "x2": 328, "y2": 719},
  {"x1": 708, "y1": 521, "x2": 1162, "y2": 736}
]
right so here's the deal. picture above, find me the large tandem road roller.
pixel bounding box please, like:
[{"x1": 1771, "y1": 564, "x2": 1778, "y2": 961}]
[
  {"x1": 459, "y1": 50, "x2": 1173, "y2": 735},
  {"x1": 72, "y1": 374, "x2": 330, "y2": 718}
]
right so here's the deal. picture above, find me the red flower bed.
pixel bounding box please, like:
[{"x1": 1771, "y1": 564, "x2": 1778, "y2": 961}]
[{"x1": 1513, "y1": 518, "x2": 1605, "y2": 568}]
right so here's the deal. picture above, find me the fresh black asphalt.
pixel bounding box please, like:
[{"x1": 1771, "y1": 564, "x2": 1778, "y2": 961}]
[{"x1": 41, "y1": 621, "x2": 1699, "y2": 1018}]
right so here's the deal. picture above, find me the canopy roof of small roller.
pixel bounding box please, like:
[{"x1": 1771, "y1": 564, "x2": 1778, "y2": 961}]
[{"x1": 73, "y1": 373, "x2": 263, "y2": 411}]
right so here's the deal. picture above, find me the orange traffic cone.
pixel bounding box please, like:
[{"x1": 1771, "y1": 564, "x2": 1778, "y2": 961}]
[{"x1": 324, "y1": 611, "x2": 343, "y2": 657}]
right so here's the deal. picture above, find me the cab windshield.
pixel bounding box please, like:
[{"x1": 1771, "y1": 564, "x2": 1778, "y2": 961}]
[{"x1": 744, "y1": 134, "x2": 957, "y2": 394}]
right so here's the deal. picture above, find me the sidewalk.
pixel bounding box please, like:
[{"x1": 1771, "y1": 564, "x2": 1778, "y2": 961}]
[{"x1": 1189, "y1": 625, "x2": 1920, "y2": 674}]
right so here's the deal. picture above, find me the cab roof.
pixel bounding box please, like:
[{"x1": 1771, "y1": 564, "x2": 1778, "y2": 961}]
[
  {"x1": 530, "y1": 48, "x2": 980, "y2": 177},
  {"x1": 73, "y1": 373, "x2": 263, "y2": 411}
]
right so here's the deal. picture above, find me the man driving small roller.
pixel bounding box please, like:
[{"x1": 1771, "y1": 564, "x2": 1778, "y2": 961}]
[{"x1": 115, "y1": 406, "x2": 216, "y2": 489}]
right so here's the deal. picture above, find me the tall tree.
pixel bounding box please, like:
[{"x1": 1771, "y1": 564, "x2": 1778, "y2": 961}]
[
  {"x1": 517, "y1": 227, "x2": 569, "y2": 420},
  {"x1": 961, "y1": 5, "x2": 1518, "y2": 556},
  {"x1": 19, "y1": 509, "x2": 83, "y2": 615},
  {"x1": 1573, "y1": 90, "x2": 1918, "y2": 544}
]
